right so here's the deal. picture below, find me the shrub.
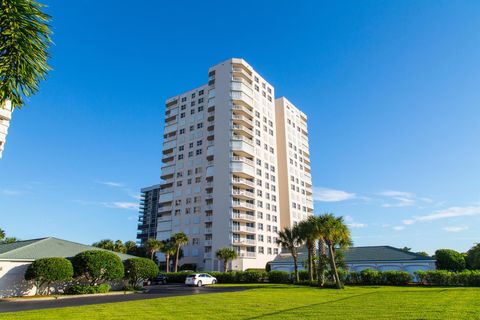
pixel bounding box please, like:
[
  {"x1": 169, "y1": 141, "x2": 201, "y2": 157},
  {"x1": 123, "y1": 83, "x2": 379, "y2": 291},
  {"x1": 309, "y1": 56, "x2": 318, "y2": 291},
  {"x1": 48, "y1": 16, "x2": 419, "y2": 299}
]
[
  {"x1": 268, "y1": 270, "x2": 291, "y2": 284},
  {"x1": 25, "y1": 257, "x2": 74, "y2": 295},
  {"x1": 165, "y1": 271, "x2": 191, "y2": 283},
  {"x1": 238, "y1": 270, "x2": 267, "y2": 283},
  {"x1": 466, "y1": 244, "x2": 480, "y2": 270},
  {"x1": 435, "y1": 249, "x2": 466, "y2": 272},
  {"x1": 66, "y1": 284, "x2": 111, "y2": 295},
  {"x1": 71, "y1": 250, "x2": 124, "y2": 285},
  {"x1": 383, "y1": 271, "x2": 412, "y2": 285},
  {"x1": 359, "y1": 269, "x2": 382, "y2": 285},
  {"x1": 414, "y1": 270, "x2": 480, "y2": 287},
  {"x1": 298, "y1": 270, "x2": 309, "y2": 281},
  {"x1": 210, "y1": 271, "x2": 235, "y2": 283},
  {"x1": 124, "y1": 258, "x2": 159, "y2": 286}
]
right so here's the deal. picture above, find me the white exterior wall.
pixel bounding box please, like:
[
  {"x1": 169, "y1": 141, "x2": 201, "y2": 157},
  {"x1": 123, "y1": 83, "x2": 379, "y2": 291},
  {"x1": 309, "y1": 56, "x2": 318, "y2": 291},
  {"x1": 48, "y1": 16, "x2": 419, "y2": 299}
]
[
  {"x1": 0, "y1": 100, "x2": 13, "y2": 159},
  {"x1": 0, "y1": 261, "x2": 35, "y2": 298},
  {"x1": 157, "y1": 59, "x2": 311, "y2": 271}
]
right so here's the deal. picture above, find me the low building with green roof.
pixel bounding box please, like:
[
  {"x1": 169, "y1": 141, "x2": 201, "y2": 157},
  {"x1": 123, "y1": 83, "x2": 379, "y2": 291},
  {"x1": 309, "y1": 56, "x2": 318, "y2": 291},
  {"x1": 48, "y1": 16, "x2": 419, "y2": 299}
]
[
  {"x1": 269, "y1": 245, "x2": 436, "y2": 276},
  {"x1": 0, "y1": 237, "x2": 137, "y2": 298}
]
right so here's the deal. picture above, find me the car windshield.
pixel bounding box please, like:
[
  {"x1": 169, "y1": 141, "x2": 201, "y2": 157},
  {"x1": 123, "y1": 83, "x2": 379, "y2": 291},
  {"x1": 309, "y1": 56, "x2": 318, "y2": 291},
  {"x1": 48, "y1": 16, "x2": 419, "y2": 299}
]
[{"x1": 186, "y1": 274, "x2": 196, "y2": 278}]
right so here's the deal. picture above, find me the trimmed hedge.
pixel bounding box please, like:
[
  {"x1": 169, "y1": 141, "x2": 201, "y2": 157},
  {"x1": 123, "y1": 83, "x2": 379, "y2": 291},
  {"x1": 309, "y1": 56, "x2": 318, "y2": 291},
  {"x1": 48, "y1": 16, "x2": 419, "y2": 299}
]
[
  {"x1": 71, "y1": 250, "x2": 124, "y2": 285},
  {"x1": 124, "y1": 258, "x2": 159, "y2": 286},
  {"x1": 65, "y1": 284, "x2": 111, "y2": 295},
  {"x1": 24, "y1": 257, "x2": 74, "y2": 295},
  {"x1": 267, "y1": 271, "x2": 292, "y2": 284},
  {"x1": 166, "y1": 271, "x2": 268, "y2": 284},
  {"x1": 345, "y1": 269, "x2": 412, "y2": 285},
  {"x1": 415, "y1": 270, "x2": 480, "y2": 286}
]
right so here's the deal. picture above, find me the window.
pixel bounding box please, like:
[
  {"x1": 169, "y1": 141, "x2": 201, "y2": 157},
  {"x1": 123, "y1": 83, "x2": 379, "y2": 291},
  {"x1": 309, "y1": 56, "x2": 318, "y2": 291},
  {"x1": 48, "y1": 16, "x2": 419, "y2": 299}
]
[
  {"x1": 179, "y1": 145, "x2": 184, "y2": 151},
  {"x1": 179, "y1": 129, "x2": 185, "y2": 134},
  {"x1": 180, "y1": 112, "x2": 185, "y2": 118},
  {"x1": 181, "y1": 97, "x2": 187, "y2": 102},
  {"x1": 198, "y1": 106, "x2": 204, "y2": 112},
  {"x1": 196, "y1": 149, "x2": 202, "y2": 155},
  {"x1": 197, "y1": 123, "x2": 203, "y2": 129},
  {"x1": 178, "y1": 154, "x2": 184, "y2": 160},
  {"x1": 196, "y1": 140, "x2": 203, "y2": 146}
]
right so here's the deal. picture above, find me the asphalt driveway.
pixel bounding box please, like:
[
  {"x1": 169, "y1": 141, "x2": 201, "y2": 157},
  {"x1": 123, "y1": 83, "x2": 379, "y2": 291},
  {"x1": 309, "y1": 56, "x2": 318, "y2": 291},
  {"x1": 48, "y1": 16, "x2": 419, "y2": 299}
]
[{"x1": 0, "y1": 284, "x2": 249, "y2": 313}]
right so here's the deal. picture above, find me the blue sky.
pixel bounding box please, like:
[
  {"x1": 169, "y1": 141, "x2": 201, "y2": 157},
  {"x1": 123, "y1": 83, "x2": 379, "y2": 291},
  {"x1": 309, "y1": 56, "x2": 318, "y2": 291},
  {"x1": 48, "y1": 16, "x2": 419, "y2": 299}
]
[{"x1": 1, "y1": 0, "x2": 479, "y2": 254}]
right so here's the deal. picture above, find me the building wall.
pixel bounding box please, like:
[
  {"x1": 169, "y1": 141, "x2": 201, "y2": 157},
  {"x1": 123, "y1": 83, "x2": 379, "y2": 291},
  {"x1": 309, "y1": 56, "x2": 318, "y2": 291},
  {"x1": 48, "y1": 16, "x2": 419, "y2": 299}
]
[
  {"x1": 154, "y1": 58, "x2": 312, "y2": 271},
  {"x1": 0, "y1": 100, "x2": 12, "y2": 159},
  {"x1": 137, "y1": 184, "x2": 161, "y2": 245},
  {"x1": 0, "y1": 261, "x2": 35, "y2": 298}
]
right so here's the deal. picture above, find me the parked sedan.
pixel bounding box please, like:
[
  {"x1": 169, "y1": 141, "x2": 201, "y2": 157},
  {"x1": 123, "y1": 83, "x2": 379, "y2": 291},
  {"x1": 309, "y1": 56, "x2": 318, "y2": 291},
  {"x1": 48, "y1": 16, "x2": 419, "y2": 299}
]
[
  {"x1": 185, "y1": 273, "x2": 217, "y2": 287},
  {"x1": 150, "y1": 273, "x2": 168, "y2": 285}
]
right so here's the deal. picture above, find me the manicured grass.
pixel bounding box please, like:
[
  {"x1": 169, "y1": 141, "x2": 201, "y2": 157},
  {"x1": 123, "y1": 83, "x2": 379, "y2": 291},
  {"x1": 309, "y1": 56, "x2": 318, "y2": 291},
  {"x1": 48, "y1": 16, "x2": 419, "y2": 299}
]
[{"x1": 2, "y1": 284, "x2": 480, "y2": 319}]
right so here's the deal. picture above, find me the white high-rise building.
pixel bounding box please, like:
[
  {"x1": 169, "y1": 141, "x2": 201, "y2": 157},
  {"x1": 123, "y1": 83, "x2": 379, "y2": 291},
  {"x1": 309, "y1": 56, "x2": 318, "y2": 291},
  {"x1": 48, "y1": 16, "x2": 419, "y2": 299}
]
[{"x1": 154, "y1": 58, "x2": 313, "y2": 271}]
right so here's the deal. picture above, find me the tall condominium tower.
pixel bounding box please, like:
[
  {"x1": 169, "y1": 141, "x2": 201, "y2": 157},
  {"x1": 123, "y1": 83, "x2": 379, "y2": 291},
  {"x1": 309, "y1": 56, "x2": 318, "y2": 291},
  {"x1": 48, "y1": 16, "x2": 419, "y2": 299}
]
[
  {"x1": 153, "y1": 58, "x2": 313, "y2": 271},
  {"x1": 136, "y1": 184, "x2": 161, "y2": 245}
]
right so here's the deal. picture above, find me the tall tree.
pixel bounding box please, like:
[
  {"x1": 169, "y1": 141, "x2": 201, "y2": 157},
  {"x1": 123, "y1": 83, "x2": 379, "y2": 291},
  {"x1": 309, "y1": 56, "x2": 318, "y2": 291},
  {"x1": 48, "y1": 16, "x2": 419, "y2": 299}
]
[
  {"x1": 144, "y1": 238, "x2": 163, "y2": 261},
  {"x1": 92, "y1": 239, "x2": 114, "y2": 251},
  {"x1": 311, "y1": 215, "x2": 329, "y2": 286},
  {"x1": 297, "y1": 217, "x2": 317, "y2": 283},
  {"x1": 125, "y1": 240, "x2": 137, "y2": 254},
  {"x1": 172, "y1": 232, "x2": 188, "y2": 272},
  {"x1": 0, "y1": 0, "x2": 52, "y2": 157},
  {"x1": 466, "y1": 243, "x2": 480, "y2": 270},
  {"x1": 321, "y1": 214, "x2": 352, "y2": 289},
  {"x1": 276, "y1": 226, "x2": 302, "y2": 283},
  {"x1": 113, "y1": 240, "x2": 126, "y2": 253},
  {"x1": 160, "y1": 240, "x2": 176, "y2": 272},
  {"x1": 0, "y1": 228, "x2": 5, "y2": 241},
  {"x1": 215, "y1": 248, "x2": 238, "y2": 272}
]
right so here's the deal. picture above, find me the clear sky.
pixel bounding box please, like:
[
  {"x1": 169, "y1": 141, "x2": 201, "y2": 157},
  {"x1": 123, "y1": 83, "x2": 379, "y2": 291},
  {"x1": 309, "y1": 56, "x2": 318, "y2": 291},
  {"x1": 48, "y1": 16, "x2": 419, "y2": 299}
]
[{"x1": 1, "y1": 0, "x2": 479, "y2": 254}]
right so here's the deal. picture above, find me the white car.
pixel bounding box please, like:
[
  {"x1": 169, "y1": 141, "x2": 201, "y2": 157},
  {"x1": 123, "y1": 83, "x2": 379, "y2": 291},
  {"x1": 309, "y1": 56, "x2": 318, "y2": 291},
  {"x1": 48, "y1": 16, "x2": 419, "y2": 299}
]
[{"x1": 185, "y1": 273, "x2": 217, "y2": 287}]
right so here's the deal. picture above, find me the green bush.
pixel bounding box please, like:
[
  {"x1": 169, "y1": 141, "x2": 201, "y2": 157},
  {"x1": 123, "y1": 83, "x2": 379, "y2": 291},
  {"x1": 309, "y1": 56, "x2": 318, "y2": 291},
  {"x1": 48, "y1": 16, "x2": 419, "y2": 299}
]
[
  {"x1": 268, "y1": 271, "x2": 292, "y2": 284},
  {"x1": 25, "y1": 257, "x2": 74, "y2": 295},
  {"x1": 71, "y1": 250, "x2": 124, "y2": 285},
  {"x1": 415, "y1": 270, "x2": 480, "y2": 286},
  {"x1": 165, "y1": 271, "x2": 191, "y2": 283},
  {"x1": 298, "y1": 270, "x2": 309, "y2": 281},
  {"x1": 359, "y1": 269, "x2": 382, "y2": 285},
  {"x1": 435, "y1": 249, "x2": 466, "y2": 272},
  {"x1": 383, "y1": 271, "x2": 412, "y2": 285},
  {"x1": 65, "y1": 284, "x2": 111, "y2": 295},
  {"x1": 124, "y1": 258, "x2": 159, "y2": 286}
]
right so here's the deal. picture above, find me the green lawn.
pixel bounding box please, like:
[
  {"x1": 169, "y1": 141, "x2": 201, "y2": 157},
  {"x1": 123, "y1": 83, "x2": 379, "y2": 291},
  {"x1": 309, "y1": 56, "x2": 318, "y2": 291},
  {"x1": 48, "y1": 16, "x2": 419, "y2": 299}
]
[{"x1": 3, "y1": 284, "x2": 480, "y2": 319}]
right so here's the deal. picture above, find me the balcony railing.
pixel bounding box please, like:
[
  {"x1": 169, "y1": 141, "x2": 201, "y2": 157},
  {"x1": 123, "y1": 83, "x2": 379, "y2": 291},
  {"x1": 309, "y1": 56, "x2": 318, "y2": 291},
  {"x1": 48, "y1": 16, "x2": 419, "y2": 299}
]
[
  {"x1": 232, "y1": 201, "x2": 255, "y2": 210},
  {"x1": 232, "y1": 225, "x2": 256, "y2": 233},
  {"x1": 231, "y1": 156, "x2": 254, "y2": 166},
  {"x1": 232, "y1": 212, "x2": 256, "y2": 222},
  {"x1": 232, "y1": 177, "x2": 255, "y2": 187},
  {"x1": 232, "y1": 189, "x2": 255, "y2": 198}
]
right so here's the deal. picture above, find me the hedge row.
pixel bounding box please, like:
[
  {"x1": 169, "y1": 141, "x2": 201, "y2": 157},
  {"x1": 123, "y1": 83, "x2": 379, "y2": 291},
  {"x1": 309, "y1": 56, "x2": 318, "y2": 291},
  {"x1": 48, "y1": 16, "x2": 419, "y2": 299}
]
[
  {"x1": 345, "y1": 269, "x2": 413, "y2": 285},
  {"x1": 65, "y1": 284, "x2": 111, "y2": 295},
  {"x1": 415, "y1": 270, "x2": 480, "y2": 286}
]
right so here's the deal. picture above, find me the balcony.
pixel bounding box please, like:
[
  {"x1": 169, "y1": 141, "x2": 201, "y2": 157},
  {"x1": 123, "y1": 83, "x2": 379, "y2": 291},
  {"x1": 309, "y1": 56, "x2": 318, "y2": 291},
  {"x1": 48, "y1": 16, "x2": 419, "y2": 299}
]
[
  {"x1": 231, "y1": 123, "x2": 253, "y2": 138},
  {"x1": 232, "y1": 238, "x2": 256, "y2": 246},
  {"x1": 205, "y1": 205, "x2": 213, "y2": 212},
  {"x1": 232, "y1": 189, "x2": 255, "y2": 199},
  {"x1": 205, "y1": 228, "x2": 213, "y2": 234},
  {"x1": 231, "y1": 162, "x2": 255, "y2": 178},
  {"x1": 232, "y1": 67, "x2": 252, "y2": 83},
  {"x1": 231, "y1": 155, "x2": 254, "y2": 166},
  {"x1": 232, "y1": 201, "x2": 255, "y2": 211},
  {"x1": 204, "y1": 252, "x2": 212, "y2": 259},
  {"x1": 231, "y1": 91, "x2": 253, "y2": 108},
  {"x1": 162, "y1": 154, "x2": 174, "y2": 163},
  {"x1": 232, "y1": 114, "x2": 253, "y2": 127},
  {"x1": 231, "y1": 140, "x2": 255, "y2": 157},
  {"x1": 232, "y1": 225, "x2": 256, "y2": 234},
  {"x1": 162, "y1": 140, "x2": 176, "y2": 153},
  {"x1": 232, "y1": 176, "x2": 255, "y2": 188},
  {"x1": 238, "y1": 251, "x2": 257, "y2": 258},
  {"x1": 204, "y1": 240, "x2": 212, "y2": 246},
  {"x1": 205, "y1": 215, "x2": 213, "y2": 222},
  {"x1": 158, "y1": 205, "x2": 172, "y2": 213},
  {"x1": 232, "y1": 212, "x2": 255, "y2": 222},
  {"x1": 160, "y1": 165, "x2": 175, "y2": 179}
]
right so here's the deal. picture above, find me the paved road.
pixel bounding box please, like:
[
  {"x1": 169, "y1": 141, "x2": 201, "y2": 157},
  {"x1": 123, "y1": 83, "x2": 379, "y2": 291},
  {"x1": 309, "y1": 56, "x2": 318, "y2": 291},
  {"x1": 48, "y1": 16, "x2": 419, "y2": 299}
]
[{"x1": 0, "y1": 284, "x2": 249, "y2": 313}]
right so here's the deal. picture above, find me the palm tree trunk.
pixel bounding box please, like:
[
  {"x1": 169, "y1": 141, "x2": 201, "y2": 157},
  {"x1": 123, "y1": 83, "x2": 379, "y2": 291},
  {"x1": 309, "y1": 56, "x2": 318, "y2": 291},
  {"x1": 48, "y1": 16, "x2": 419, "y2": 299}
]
[
  {"x1": 166, "y1": 255, "x2": 170, "y2": 273},
  {"x1": 292, "y1": 249, "x2": 299, "y2": 283},
  {"x1": 318, "y1": 239, "x2": 328, "y2": 286},
  {"x1": 0, "y1": 100, "x2": 12, "y2": 159},
  {"x1": 328, "y1": 244, "x2": 341, "y2": 289},
  {"x1": 224, "y1": 259, "x2": 228, "y2": 272},
  {"x1": 174, "y1": 245, "x2": 180, "y2": 272},
  {"x1": 307, "y1": 241, "x2": 313, "y2": 283}
]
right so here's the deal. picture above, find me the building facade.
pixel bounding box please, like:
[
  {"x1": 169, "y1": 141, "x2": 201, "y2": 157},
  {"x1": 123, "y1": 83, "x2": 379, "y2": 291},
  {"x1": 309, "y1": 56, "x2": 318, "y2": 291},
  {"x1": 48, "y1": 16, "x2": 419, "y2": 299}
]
[
  {"x1": 152, "y1": 58, "x2": 313, "y2": 271},
  {"x1": 137, "y1": 184, "x2": 161, "y2": 245}
]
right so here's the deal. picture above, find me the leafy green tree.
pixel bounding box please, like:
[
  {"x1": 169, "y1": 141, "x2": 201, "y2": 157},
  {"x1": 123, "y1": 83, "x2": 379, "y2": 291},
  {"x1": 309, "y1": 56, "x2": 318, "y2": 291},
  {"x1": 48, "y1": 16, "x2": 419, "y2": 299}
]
[
  {"x1": 435, "y1": 249, "x2": 466, "y2": 272},
  {"x1": 416, "y1": 251, "x2": 431, "y2": 257},
  {"x1": 125, "y1": 240, "x2": 137, "y2": 254},
  {"x1": 25, "y1": 257, "x2": 73, "y2": 295},
  {"x1": 0, "y1": 228, "x2": 5, "y2": 241},
  {"x1": 71, "y1": 250, "x2": 124, "y2": 285},
  {"x1": 215, "y1": 248, "x2": 238, "y2": 272},
  {"x1": 466, "y1": 244, "x2": 480, "y2": 270},
  {"x1": 172, "y1": 232, "x2": 188, "y2": 272},
  {"x1": 160, "y1": 240, "x2": 176, "y2": 272},
  {"x1": 297, "y1": 217, "x2": 317, "y2": 283},
  {"x1": 92, "y1": 239, "x2": 114, "y2": 251},
  {"x1": 0, "y1": 0, "x2": 52, "y2": 155},
  {"x1": 113, "y1": 240, "x2": 127, "y2": 253},
  {"x1": 320, "y1": 213, "x2": 352, "y2": 289},
  {"x1": 400, "y1": 247, "x2": 412, "y2": 252},
  {"x1": 144, "y1": 238, "x2": 163, "y2": 261},
  {"x1": 124, "y1": 258, "x2": 159, "y2": 286},
  {"x1": 276, "y1": 226, "x2": 302, "y2": 283}
]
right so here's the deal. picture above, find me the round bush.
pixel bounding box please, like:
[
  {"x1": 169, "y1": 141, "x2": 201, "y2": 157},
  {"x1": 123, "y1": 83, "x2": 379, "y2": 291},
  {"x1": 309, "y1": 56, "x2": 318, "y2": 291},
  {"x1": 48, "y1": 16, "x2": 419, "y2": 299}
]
[
  {"x1": 71, "y1": 250, "x2": 124, "y2": 285},
  {"x1": 435, "y1": 249, "x2": 466, "y2": 272},
  {"x1": 124, "y1": 257, "x2": 159, "y2": 285},
  {"x1": 25, "y1": 257, "x2": 73, "y2": 295}
]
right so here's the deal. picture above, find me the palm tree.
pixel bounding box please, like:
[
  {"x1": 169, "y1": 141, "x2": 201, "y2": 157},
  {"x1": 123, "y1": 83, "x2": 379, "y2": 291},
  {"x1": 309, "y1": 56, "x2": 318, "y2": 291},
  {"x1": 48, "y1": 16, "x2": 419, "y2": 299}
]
[
  {"x1": 309, "y1": 215, "x2": 329, "y2": 286},
  {"x1": 297, "y1": 217, "x2": 317, "y2": 283},
  {"x1": 276, "y1": 226, "x2": 302, "y2": 283},
  {"x1": 0, "y1": 0, "x2": 52, "y2": 158},
  {"x1": 160, "y1": 240, "x2": 176, "y2": 272},
  {"x1": 321, "y1": 214, "x2": 352, "y2": 289},
  {"x1": 92, "y1": 239, "x2": 114, "y2": 251},
  {"x1": 124, "y1": 240, "x2": 137, "y2": 254},
  {"x1": 0, "y1": 228, "x2": 5, "y2": 241},
  {"x1": 113, "y1": 240, "x2": 127, "y2": 253},
  {"x1": 145, "y1": 238, "x2": 163, "y2": 261},
  {"x1": 172, "y1": 232, "x2": 188, "y2": 272},
  {"x1": 215, "y1": 248, "x2": 238, "y2": 272}
]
